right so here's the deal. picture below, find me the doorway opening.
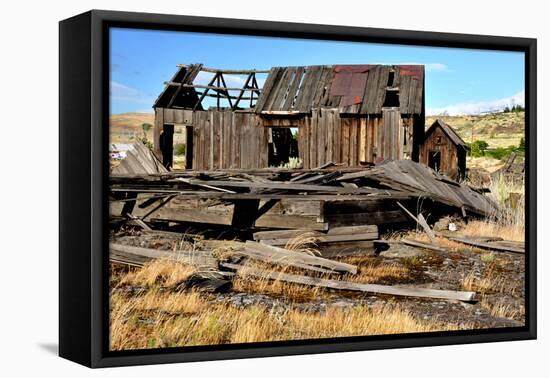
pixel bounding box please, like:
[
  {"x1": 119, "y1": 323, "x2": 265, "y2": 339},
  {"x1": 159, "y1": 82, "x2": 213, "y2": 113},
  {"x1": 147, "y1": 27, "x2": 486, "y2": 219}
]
[
  {"x1": 428, "y1": 150, "x2": 441, "y2": 172},
  {"x1": 268, "y1": 127, "x2": 299, "y2": 167},
  {"x1": 160, "y1": 124, "x2": 194, "y2": 170},
  {"x1": 172, "y1": 124, "x2": 191, "y2": 170}
]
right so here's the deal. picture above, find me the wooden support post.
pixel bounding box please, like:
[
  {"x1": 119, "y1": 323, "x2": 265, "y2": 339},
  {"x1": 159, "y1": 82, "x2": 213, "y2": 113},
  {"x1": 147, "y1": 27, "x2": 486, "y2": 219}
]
[{"x1": 121, "y1": 192, "x2": 137, "y2": 216}]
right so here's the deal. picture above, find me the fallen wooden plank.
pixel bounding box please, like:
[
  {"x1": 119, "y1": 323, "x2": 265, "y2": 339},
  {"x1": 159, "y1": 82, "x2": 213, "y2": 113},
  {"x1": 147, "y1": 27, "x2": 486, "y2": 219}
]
[
  {"x1": 259, "y1": 232, "x2": 379, "y2": 247},
  {"x1": 253, "y1": 225, "x2": 378, "y2": 240},
  {"x1": 318, "y1": 241, "x2": 375, "y2": 257},
  {"x1": 184, "y1": 179, "x2": 382, "y2": 194},
  {"x1": 396, "y1": 202, "x2": 438, "y2": 245},
  {"x1": 243, "y1": 241, "x2": 357, "y2": 274},
  {"x1": 447, "y1": 236, "x2": 525, "y2": 254},
  {"x1": 237, "y1": 248, "x2": 338, "y2": 275},
  {"x1": 125, "y1": 213, "x2": 152, "y2": 231},
  {"x1": 221, "y1": 263, "x2": 477, "y2": 302},
  {"x1": 401, "y1": 239, "x2": 448, "y2": 252},
  {"x1": 109, "y1": 243, "x2": 218, "y2": 267}
]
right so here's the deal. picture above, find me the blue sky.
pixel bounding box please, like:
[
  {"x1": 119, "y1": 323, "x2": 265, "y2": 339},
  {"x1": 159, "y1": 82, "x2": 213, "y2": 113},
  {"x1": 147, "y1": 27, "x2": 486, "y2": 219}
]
[{"x1": 110, "y1": 27, "x2": 525, "y2": 116}]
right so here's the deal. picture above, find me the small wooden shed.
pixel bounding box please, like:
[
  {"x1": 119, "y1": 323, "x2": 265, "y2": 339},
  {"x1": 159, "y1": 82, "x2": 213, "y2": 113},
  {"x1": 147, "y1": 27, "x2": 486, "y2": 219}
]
[
  {"x1": 420, "y1": 119, "x2": 469, "y2": 180},
  {"x1": 152, "y1": 63, "x2": 425, "y2": 170}
]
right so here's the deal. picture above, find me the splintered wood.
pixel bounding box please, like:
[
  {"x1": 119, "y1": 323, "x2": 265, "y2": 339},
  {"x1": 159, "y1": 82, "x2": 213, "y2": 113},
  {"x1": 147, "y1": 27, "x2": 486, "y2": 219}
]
[{"x1": 109, "y1": 160, "x2": 504, "y2": 303}]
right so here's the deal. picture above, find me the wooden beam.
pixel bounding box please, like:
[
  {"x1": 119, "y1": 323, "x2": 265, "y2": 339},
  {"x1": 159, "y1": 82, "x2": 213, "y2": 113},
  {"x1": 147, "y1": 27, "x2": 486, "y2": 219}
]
[
  {"x1": 446, "y1": 235, "x2": 525, "y2": 254},
  {"x1": 193, "y1": 73, "x2": 219, "y2": 111},
  {"x1": 165, "y1": 82, "x2": 263, "y2": 92},
  {"x1": 243, "y1": 241, "x2": 357, "y2": 274},
  {"x1": 109, "y1": 243, "x2": 217, "y2": 267},
  {"x1": 222, "y1": 262, "x2": 477, "y2": 302},
  {"x1": 396, "y1": 202, "x2": 438, "y2": 245},
  {"x1": 176, "y1": 65, "x2": 270, "y2": 74},
  {"x1": 253, "y1": 225, "x2": 378, "y2": 240}
]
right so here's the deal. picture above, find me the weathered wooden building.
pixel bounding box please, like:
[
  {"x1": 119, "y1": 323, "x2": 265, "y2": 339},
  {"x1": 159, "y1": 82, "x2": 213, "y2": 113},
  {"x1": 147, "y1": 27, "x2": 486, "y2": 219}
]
[
  {"x1": 153, "y1": 63, "x2": 425, "y2": 170},
  {"x1": 420, "y1": 119, "x2": 469, "y2": 180}
]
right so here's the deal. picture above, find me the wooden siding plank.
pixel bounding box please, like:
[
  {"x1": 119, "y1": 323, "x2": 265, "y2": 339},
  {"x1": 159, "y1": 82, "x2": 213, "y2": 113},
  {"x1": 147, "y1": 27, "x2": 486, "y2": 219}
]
[
  {"x1": 374, "y1": 66, "x2": 391, "y2": 113},
  {"x1": 359, "y1": 118, "x2": 367, "y2": 162},
  {"x1": 399, "y1": 75, "x2": 411, "y2": 114},
  {"x1": 268, "y1": 67, "x2": 294, "y2": 111},
  {"x1": 283, "y1": 67, "x2": 305, "y2": 110},
  {"x1": 254, "y1": 67, "x2": 281, "y2": 113}
]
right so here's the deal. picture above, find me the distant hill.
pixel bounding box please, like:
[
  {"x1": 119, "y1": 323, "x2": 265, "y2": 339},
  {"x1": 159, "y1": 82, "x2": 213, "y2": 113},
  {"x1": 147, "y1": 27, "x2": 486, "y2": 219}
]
[
  {"x1": 109, "y1": 111, "x2": 525, "y2": 151},
  {"x1": 110, "y1": 112, "x2": 155, "y2": 143},
  {"x1": 426, "y1": 111, "x2": 524, "y2": 149}
]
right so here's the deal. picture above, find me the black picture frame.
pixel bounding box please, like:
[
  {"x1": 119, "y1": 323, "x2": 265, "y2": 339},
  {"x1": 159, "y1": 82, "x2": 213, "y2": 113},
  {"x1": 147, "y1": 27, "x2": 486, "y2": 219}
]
[{"x1": 59, "y1": 9, "x2": 537, "y2": 368}]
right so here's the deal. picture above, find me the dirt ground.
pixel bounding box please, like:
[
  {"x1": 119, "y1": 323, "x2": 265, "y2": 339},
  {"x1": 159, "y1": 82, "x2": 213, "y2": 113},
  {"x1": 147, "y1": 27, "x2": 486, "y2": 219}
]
[{"x1": 109, "y1": 225, "x2": 525, "y2": 350}]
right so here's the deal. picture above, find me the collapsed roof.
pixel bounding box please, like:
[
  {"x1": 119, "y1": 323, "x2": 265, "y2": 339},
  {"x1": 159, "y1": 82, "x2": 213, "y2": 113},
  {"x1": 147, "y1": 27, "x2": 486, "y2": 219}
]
[{"x1": 154, "y1": 64, "x2": 424, "y2": 115}]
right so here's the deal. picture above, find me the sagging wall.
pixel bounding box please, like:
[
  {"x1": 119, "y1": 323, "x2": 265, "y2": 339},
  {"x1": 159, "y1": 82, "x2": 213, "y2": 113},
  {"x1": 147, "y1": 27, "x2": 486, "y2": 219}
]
[{"x1": 155, "y1": 107, "x2": 415, "y2": 170}]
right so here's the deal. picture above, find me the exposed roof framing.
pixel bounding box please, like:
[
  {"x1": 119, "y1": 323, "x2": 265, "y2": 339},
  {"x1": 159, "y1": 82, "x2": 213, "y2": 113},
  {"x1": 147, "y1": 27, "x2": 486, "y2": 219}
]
[
  {"x1": 154, "y1": 64, "x2": 424, "y2": 115},
  {"x1": 154, "y1": 64, "x2": 264, "y2": 110}
]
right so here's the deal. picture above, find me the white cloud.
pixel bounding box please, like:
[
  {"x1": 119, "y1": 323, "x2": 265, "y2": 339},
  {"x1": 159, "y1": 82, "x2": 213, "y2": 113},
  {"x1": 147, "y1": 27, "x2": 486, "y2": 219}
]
[
  {"x1": 424, "y1": 63, "x2": 449, "y2": 72},
  {"x1": 110, "y1": 81, "x2": 154, "y2": 105},
  {"x1": 427, "y1": 90, "x2": 525, "y2": 116}
]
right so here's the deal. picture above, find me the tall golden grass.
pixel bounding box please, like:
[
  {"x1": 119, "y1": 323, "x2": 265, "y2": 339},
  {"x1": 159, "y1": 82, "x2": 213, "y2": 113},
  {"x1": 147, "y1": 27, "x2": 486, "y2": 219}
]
[{"x1": 110, "y1": 287, "x2": 456, "y2": 350}]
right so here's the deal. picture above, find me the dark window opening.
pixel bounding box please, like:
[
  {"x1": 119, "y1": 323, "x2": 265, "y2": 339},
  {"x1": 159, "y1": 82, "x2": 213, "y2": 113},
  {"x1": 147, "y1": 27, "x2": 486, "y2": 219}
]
[
  {"x1": 383, "y1": 89, "x2": 400, "y2": 107},
  {"x1": 268, "y1": 127, "x2": 299, "y2": 167},
  {"x1": 428, "y1": 150, "x2": 441, "y2": 172},
  {"x1": 435, "y1": 136, "x2": 443, "y2": 144},
  {"x1": 387, "y1": 71, "x2": 395, "y2": 86}
]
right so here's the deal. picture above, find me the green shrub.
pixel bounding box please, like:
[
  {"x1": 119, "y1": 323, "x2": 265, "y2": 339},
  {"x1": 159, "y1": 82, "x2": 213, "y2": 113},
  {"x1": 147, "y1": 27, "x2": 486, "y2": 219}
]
[
  {"x1": 468, "y1": 140, "x2": 489, "y2": 157},
  {"x1": 174, "y1": 143, "x2": 186, "y2": 156},
  {"x1": 142, "y1": 123, "x2": 153, "y2": 133}
]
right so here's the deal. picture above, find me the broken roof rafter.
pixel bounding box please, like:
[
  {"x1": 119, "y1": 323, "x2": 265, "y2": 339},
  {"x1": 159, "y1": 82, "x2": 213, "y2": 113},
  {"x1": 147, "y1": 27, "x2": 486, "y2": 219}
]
[
  {"x1": 176, "y1": 64, "x2": 270, "y2": 74},
  {"x1": 155, "y1": 64, "x2": 266, "y2": 111},
  {"x1": 155, "y1": 64, "x2": 424, "y2": 115}
]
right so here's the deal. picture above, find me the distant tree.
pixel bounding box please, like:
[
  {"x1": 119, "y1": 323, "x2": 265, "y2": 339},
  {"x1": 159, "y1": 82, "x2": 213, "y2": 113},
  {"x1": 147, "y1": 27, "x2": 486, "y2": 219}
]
[
  {"x1": 142, "y1": 123, "x2": 153, "y2": 134},
  {"x1": 468, "y1": 140, "x2": 489, "y2": 157},
  {"x1": 503, "y1": 106, "x2": 511, "y2": 113},
  {"x1": 511, "y1": 105, "x2": 525, "y2": 112}
]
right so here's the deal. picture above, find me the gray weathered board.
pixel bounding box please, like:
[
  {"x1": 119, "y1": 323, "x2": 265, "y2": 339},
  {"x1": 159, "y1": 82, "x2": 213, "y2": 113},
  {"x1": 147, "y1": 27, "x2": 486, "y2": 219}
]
[{"x1": 222, "y1": 262, "x2": 476, "y2": 302}]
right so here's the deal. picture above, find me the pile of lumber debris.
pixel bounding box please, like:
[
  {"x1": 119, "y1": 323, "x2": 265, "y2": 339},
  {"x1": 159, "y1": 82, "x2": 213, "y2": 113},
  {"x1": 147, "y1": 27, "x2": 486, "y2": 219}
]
[
  {"x1": 110, "y1": 160, "x2": 498, "y2": 233},
  {"x1": 110, "y1": 159, "x2": 524, "y2": 303},
  {"x1": 110, "y1": 232, "x2": 477, "y2": 302}
]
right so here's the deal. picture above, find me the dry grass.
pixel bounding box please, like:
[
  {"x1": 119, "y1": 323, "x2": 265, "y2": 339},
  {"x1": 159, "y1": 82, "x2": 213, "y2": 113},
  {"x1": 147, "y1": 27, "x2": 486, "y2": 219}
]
[
  {"x1": 284, "y1": 232, "x2": 321, "y2": 256},
  {"x1": 459, "y1": 220, "x2": 524, "y2": 242},
  {"x1": 479, "y1": 298, "x2": 521, "y2": 320},
  {"x1": 110, "y1": 287, "x2": 456, "y2": 350},
  {"x1": 461, "y1": 261, "x2": 517, "y2": 296},
  {"x1": 118, "y1": 259, "x2": 196, "y2": 288},
  {"x1": 231, "y1": 256, "x2": 411, "y2": 302},
  {"x1": 109, "y1": 253, "x2": 438, "y2": 350},
  {"x1": 426, "y1": 111, "x2": 524, "y2": 149}
]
